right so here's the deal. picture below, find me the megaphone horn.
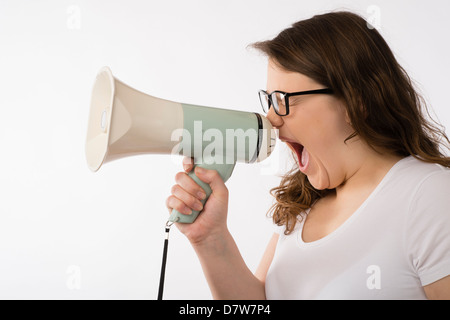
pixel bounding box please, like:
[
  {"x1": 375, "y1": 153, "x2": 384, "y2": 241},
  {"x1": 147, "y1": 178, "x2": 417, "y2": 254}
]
[{"x1": 86, "y1": 67, "x2": 186, "y2": 172}]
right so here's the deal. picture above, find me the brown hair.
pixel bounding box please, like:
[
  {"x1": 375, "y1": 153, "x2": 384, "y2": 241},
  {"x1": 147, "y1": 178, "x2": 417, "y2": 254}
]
[{"x1": 251, "y1": 11, "x2": 450, "y2": 234}]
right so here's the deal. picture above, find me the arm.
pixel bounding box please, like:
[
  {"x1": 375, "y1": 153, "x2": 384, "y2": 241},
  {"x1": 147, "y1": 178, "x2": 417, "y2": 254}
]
[
  {"x1": 424, "y1": 275, "x2": 450, "y2": 300},
  {"x1": 255, "y1": 233, "x2": 279, "y2": 284},
  {"x1": 192, "y1": 230, "x2": 266, "y2": 300},
  {"x1": 193, "y1": 231, "x2": 279, "y2": 299},
  {"x1": 166, "y1": 158, "x2": 267, "y2": 299}
]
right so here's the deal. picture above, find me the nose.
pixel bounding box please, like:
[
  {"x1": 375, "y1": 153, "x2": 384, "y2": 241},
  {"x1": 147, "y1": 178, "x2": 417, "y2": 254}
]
[{"x1": 266, "y1": 105, "x2": 284, "y2": 129}]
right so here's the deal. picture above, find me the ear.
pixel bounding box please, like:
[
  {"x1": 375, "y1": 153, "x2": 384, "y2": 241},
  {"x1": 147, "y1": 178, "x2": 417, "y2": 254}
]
[
  {"x1": 344, "y1": 104, "x2": 367, "y2": 126},
  {"x1": 345, "y1": 109, "x2": 352, "y2": 125}
]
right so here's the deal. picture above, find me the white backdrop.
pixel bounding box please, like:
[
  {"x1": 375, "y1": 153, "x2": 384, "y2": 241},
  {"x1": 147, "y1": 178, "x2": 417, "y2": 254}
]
[{"x1": 0, "y1": 0, "x2": 449, "y2": 299}]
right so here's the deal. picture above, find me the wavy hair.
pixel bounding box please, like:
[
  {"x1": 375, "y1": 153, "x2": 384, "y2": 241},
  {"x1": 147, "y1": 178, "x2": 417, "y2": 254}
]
[{"x1": 251, "y1": 11, "x2": 450, "y2": 234}]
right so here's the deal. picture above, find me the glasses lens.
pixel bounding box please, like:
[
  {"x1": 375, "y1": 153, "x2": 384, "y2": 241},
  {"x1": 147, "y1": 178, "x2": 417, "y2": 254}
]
[
  {"x1": 272, "y1": 92, "x2": 287, "y2": 115},
  {"x1": 259, "y1": 91, "x2": 270, "y2": 113}
]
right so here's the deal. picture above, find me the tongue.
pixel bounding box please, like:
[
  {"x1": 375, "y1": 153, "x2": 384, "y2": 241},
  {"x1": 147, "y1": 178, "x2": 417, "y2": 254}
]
[{"x1": 301, "y1": 147, "x2": 309, "y2": 168}]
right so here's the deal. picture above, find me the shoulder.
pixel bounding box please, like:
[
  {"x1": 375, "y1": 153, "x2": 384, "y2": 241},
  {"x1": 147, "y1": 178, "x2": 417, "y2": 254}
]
[
  {"x1": 400, "y1": 159, "x2": 450, "y2": 286},
  {"x1": 390, "y1": 156, "x2": 450, "y2": 194},
  {"x1": 406, "y1": 158, "x2": 450, "y2": 208},
  {"x1": 385, "y1": 156, "x2": 450, "y2": 236},
  {"x1": 400, "y1": 158, "x2": 450, "y2": 251},
  {"x1": 379, "y1": 156, "x2": 450, "y2": 208},
  {"x1": 389, "y1": 156, "x2": 450, "y2": 217}
]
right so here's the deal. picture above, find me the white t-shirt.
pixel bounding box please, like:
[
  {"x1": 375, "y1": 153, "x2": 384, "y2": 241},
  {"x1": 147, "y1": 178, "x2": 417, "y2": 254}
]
[{"x1": 265, "y1": 156, "x2": 450, "y2": 300}]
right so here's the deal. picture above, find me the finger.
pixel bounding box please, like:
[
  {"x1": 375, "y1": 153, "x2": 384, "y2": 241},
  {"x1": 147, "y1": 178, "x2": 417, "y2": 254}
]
[
  {"x1": 175, "y1": 171, "x2": 206, "y2": 200},
  {"x1": 194, "y1": 167, "x2": 228, "y2": 199},
  {"x1": 170, "y1": 184, "x2": 204, "y2": 212},
  {"x1": 182, "y1": 157, "x2": 194, "y2": 172},
  {"x1": 166, "y1": 195, "x2": 193, "y2": 215}
]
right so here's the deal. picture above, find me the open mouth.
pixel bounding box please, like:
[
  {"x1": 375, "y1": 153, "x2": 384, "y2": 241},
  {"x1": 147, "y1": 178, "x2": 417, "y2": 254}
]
[
  {"x1": 285, "y1": 141, "x2": 309, "y2": 172},
  {"x1": 279, "y1": 136, "x2": 310, "y2": 171},
  {"x1": 286, "y1": 142, "x2": 303, "y2": 164}
]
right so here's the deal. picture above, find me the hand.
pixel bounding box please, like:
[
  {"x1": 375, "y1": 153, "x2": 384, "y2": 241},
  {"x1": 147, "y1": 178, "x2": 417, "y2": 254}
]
[{"x1": 166, "y1": 157, "x2": 230, "y2": 245}]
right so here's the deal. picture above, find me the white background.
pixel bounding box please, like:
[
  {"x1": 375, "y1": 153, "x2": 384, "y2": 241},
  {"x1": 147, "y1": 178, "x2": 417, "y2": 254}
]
[{"x1": 0, "y1": 0, "x2": 449, "y2": 299}]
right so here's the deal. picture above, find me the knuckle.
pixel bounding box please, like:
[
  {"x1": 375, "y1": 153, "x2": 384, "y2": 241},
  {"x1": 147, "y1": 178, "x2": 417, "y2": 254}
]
[
  {"x1": 169, "y1": 187, "x2": 197, "y2": 212},
  {"x1": 182, "y1": 156, "x2": 194, "y2": 166},
  {"x1": 170, "y1": 184, "x2": 179, "y2": 194},
  {"x1": 188, "y1": 197, "x2": 200, "y2": 209},
  {"x1": 211, "y1": 169, "x2": 221, "y2": 179},
  {"x1": 221, "y1": 189, "x2": 229, "y2": 199},
  {"x1": 166, "y1": 195, "x2": 175, "y2": 208},
  {"x1": 181, "y1": 191, "x2": 198, "y2": 208},
  {"x1": 165, "y1": 197, "x2": 171, "y2": 208},
  {"x1": 170, "y1": 197, "x2": 184, "y2": 211},
  {"x1": 175, "y1": 171, "x2": 186, "y2": 183}
]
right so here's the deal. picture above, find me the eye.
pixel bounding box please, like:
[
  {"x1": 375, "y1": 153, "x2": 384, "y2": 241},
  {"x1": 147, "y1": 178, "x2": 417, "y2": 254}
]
[
  {"x1": 288, "y1": 96, "x2": 303, "y2": 106},
  {"x1": 275, "y1": 92, "x2": 286, "y2": 106}
]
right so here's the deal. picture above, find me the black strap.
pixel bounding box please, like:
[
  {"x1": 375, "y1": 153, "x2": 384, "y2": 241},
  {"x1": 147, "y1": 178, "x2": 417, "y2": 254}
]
[{"x1": 157, "y1": 224, "x2": 171, "y2": 300}]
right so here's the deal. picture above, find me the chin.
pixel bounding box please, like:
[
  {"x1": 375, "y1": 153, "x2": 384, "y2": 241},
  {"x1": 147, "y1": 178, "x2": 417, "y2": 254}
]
[
  {"x1": 308, "y1": 179, "x2": 329, "y2": 190},
  {"x1": 306, "y1": 171, "x2": 331, "y2": 190}
]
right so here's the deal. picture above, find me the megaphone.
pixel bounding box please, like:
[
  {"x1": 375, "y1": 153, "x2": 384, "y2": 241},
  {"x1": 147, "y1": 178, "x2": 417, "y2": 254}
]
[{"x1": 86, "y1": 67, "x2": 277, "y2": 223}]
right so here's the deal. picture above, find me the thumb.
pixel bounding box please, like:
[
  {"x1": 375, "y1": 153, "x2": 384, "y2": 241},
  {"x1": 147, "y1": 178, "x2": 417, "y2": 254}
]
[{"x1": 194, "y1": 166, "x2": 228, "y2": 198}]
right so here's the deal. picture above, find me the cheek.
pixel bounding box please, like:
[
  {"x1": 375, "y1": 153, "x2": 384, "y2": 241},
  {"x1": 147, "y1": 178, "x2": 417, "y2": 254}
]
[
  {"x1": 289, "y1": 101, "x2": 351, "y2": 188},
  {"x1": 295, "y1": 103, "x2": 350, "y2": 152},
  {"x1": 311, "y1": 123, "x2": 352, "y2": 188},
  {"x1": 309, "y1": 112, "x2": 350, "y2": 163}
]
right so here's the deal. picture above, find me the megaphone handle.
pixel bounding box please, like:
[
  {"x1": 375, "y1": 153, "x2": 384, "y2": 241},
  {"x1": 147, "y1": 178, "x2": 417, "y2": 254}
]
[{"x1": 168, "y1": 161, "x2": 236, "y2": 223}]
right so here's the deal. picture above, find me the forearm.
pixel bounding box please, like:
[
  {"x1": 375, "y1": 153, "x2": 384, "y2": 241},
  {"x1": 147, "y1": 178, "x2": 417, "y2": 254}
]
[{"x1": 191, "y1": 229, "x2": 266, "y2": 300}]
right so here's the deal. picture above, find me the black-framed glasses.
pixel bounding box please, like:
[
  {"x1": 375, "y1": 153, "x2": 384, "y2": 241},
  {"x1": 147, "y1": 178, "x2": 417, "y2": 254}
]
[{"x1": 258, "y1": 88, "x2": 333, "y2": 116}]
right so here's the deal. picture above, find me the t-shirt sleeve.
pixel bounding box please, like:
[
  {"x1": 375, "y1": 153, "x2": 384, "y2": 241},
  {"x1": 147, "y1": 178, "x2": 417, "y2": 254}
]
[{"x1": 406, "y1": 170, "x2": 450, "y2": 286}]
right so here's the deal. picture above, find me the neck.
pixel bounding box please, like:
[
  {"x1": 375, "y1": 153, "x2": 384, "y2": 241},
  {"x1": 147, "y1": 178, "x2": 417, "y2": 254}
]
[{"x1": 335, "y1": 144, "x2": 403, "y2": 202}]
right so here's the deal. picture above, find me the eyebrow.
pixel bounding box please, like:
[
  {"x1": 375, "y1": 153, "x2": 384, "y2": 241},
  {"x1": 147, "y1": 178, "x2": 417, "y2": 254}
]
[{"x1": 264, "y1": 88, "x2": 333, "y2": 96}]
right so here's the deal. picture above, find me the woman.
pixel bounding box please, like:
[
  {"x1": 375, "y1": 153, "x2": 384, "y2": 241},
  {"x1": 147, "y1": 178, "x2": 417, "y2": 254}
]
[{"x1": 166, "y1": 11, "x2": 450, "y2": 299}]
